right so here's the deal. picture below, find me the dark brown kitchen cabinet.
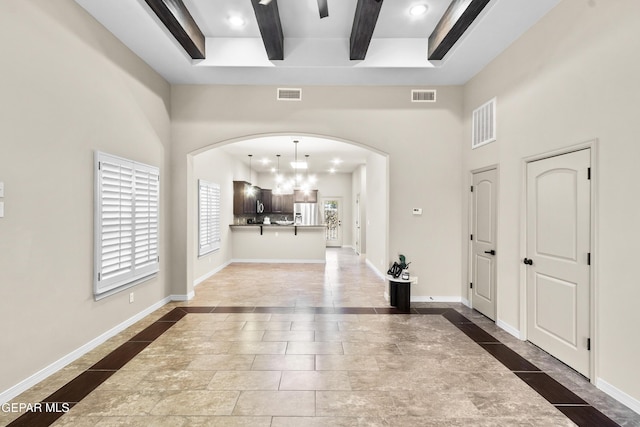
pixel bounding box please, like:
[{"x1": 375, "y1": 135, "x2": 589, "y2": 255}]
[
  {"x1": 294, "y1": 189, "x2": 317, "y2": 203},
  {"x1": 233, "y1": 181, "x2": 259, "y2": 215},
  {"x1": 260, "y1": 189, "x2": 272, "y2": 213},
  {"x1": 271, "y1": 193, "x2": 294, "y2": 214}
]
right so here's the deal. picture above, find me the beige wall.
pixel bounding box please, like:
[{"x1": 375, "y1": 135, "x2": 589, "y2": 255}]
[
  {"x1": 171, "y1": 86, "x2": 464, "y2": 301},
  {"x1": 462, "y1": 0, "x2": 640, "y2": 405},
  {"x1": 231, "y1": 227, "x2": 326, "y2": 262},
  {"x1": 192, "y1": 149, "x2": 243, "y2": 284},
  {"x1": 0, "y1": 0, "x2": 171, "y2": 394},
  {"x1": 352, "y1": 165, "x2": 367, "y2": 254},
  {"x1": 364, "y1": 152, "x2": 388, "y2": 279}
]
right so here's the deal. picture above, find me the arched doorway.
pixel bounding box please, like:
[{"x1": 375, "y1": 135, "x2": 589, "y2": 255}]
[{"x1": 184, "y1": 133, "x2": 389, "y2": 298}]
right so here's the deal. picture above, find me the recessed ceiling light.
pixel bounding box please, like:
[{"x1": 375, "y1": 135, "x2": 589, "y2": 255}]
[
  {"x1": 409, "y1": 4, "x2": 428, "y2": 16},
  {"x1": 331, "y1": 158, "x2": 343, "y2": 165},
  {"x1": 228, "y1": 15, "x2": 245, "y2": 28}
]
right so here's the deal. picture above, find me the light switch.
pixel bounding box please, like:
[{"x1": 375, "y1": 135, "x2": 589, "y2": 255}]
[
  {"x1": 0, "y1": 201, "x2": 4, "y2": 218},
  {"x1": 412, "y1": 208, "x2": 423, "y2": 215},
  {"x1": 0, "y1": 182, "x2": 4, "y2": 198}
]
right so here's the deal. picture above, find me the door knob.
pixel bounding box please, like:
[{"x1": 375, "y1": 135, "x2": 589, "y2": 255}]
[
  {"x1": 484, "y1": 250, "x2": 496, "y2": 255},
  {"x1": 523, "y1": 258, "x2": 533, "y2": 265}
]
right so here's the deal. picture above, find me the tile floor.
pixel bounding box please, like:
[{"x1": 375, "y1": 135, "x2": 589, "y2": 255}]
[{"x1": 3, "y1": 248, "x2": 640, "y2": 426}]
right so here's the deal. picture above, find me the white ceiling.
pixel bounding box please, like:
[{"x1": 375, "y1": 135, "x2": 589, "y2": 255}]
[
  {"x1": 74, "y1": 0, "x2": 560, "y2": 172},
  {"x1": 75, "y1": 0, "x2": 561, "y2": 86},
  {"x1": 217, "y1": 135, "x2": 374, "y2": 175}
]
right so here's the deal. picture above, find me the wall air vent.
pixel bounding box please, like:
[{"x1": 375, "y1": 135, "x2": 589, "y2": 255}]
[
  {"x1": 411, "y1": 89, "x2": 437, "y2": 103},
  {"x1": 277, "y1": 88, "x2": 302, "y2": 101},
  {"x1": 472, "y1": 97, "x2": 497, "y2": 149}
]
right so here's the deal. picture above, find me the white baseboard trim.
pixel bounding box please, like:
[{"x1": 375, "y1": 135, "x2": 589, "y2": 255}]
[
  {"x1": 170, "y1": 291, "x2": 195, "y2": 301},
  {"x1": 596, "y1": 378, "x2": 640, "y2": 415},
  {"x1": 497, "y1": 319, "x2": 523, "y2": 340},
  {"x1": 365, "y1": 259, "x2": 386, "y2": 281},
  {"x1": 230, "y1": 258, "x2": 326, "y2": 264},
  {"x1": 461, "y1": 298, "x2": 471, "y2": 308},
  {"x1": 193, "y1": 261, "x2": 231, "y2": 287},
  {"x1": 411, "y1": 296, "x2": 463, "y2": 303},
  {"x1": 0, "y1": 296, "x2": 172, "y2": 405}
]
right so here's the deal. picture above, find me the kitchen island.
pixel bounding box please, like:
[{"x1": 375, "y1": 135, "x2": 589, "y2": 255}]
[{"x1": 229, "y1": 224, "x2": 326, "y2": 263}]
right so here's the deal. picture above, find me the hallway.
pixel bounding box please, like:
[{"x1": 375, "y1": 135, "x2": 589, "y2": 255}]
[
  {"x1": 3, "y1": 250, "x2": 638, "y2": 426},
  {"x1": 191, "y1": 248, "x2": 389, "y2": 308}
]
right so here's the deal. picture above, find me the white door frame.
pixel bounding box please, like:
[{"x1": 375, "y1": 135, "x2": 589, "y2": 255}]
[
  {"x1": 519, "y1": 139, "x2": 598, "y2": 383},
  {"x1": 468, "y1": 164, "x2": 500, "y2": 319}
]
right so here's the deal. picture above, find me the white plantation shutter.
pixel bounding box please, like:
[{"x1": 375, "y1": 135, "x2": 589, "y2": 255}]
[
  {"x1": 99, "y1": 160, "x2": 133, "y2": 283},
  {"x1": 198, "y1": 180, "x2": 221, "y2": 256},
  {"x1": 95, "y1": 153, "x2": 159, "y2": 297},
  {"x1": 133, "y1": 165, "x2": 159, "y2": 273}
]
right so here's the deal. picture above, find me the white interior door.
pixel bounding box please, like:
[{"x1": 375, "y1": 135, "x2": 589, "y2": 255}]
[
  {"x1": 526, "y1": 149, "x2": 591, "y2": 377},
  {"x1": 471, "y1": 168, "x2": 498, "y2": 320},
  {"x1": 322, "y1": 197, "x2": 342, "y2": 247}
]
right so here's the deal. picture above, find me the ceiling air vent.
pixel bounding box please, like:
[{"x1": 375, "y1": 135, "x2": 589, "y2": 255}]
[
  {"x1": 472, "y1": 97, "x2": 497, "y2": 149},
  {"x1": 277, "y1": 88, "x2": 302, "y2": 101},
  {"x1": 411, "y1": 89, "x2": 436, "y2": 103}
]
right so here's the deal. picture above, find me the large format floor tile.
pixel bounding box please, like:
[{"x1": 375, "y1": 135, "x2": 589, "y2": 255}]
[{"x1": 3, "y1": 249, "x2": 639, "y2": 426}]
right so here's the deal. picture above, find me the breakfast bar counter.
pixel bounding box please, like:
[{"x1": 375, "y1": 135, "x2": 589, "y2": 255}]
[{"x1": 229, "y1": 224, "x2": 326, "y2": 263}]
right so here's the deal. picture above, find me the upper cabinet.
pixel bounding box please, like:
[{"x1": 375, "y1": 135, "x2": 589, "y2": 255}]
[
  {"x1": 294, "y1": 189, "x2": 318, "y2": 203},
  {"x1": 259, "y1": 189, "x2": 272, "y2": 214},
  {"x1": 234, "y1": 181, "x2": 296, "y2": 215},
  {"x1": 234, "y1": 181, "x2": 259, "y2": 215},
  {"x1": 271, "y1": 193, "x2": 294, "y2": 214}
]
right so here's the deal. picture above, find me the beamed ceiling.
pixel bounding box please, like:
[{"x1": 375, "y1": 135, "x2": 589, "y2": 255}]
[{"x1": 75, "y1": 0, "x2": 560, "y2": 86}]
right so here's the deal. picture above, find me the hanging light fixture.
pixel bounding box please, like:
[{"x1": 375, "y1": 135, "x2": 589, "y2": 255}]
[
  {"x1": 274, "y1": 154, "x2": 282, "y2": 195},
  {"x1": 303, "y1": 154, "x2": 311, "y2": 195},
  {"x1": 290, "y1": 140, "x2": 308, "y2": 171},
  {"x1": 246, "y1": 154, "x2": 255, "y2": 196},
  {"x1": 270, "y1": 139, "x2": 319, "y2": 194}
]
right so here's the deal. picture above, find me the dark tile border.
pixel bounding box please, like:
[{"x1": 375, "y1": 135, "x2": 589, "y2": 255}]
[
  {"x1": 7, "y1": 312, "x2": 183, "y2": 427},
  {"x1": 515, "y1": 372, "x2": 588, "y2": 405},
  {"x1": 557, "y1": 406, "x2": 621, "y2": 427},
  {"x1": 479, "y1": 343, "x2": 540, "y2": 372},
  {"x1": 7, "y1": 306, "x2": 620, "y2": 427},
  {"x1": 445, "y1": 310, "x2": 619, "y2": 427}
]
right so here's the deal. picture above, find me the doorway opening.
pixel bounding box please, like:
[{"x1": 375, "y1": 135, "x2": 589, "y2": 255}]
[{"x1": 187, "y1": 133, "x2": 389, "y2": 291}]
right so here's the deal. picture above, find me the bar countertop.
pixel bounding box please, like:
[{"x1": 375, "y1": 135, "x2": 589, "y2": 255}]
[{"x1": 229, "y1": 224, "x2": 326, "y2": 228}]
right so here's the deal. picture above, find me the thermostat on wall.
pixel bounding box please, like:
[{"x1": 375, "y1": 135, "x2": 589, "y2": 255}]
[{"x1": 412, "y1": 208, "x2": 422, "y2": 215}]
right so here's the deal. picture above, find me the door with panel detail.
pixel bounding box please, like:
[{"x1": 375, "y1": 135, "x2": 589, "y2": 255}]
[
  {"x1": 322, "y1": 198, "x2": 342, "y2": 247},
  {"x1": 472, "y1": 168, "x2": 498, "y2": 320},
  {"x1": 526, "y1": 149, "x2": 591, "y2": 377}
]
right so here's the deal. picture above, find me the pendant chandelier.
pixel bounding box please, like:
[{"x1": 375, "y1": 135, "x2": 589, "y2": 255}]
[
  {"x1": 246, "y1": 154, "x2": 256, "y2": 196},
  {"x1": 273, "y1": 140, "x2": 316, "y2": 194}
]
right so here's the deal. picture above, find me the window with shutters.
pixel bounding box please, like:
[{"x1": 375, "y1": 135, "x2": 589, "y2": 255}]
[
  {"x1": 198, "y1": 180, "x2": 221, "y2": 256},
  {"x1": 94, "y1": 152, "x2": 159, "y2": 299}
]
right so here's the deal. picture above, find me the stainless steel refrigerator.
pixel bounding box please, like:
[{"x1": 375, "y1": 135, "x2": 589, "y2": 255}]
[{"x1": 294, "y1": 203, "x2": 318, "y2": 225}]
